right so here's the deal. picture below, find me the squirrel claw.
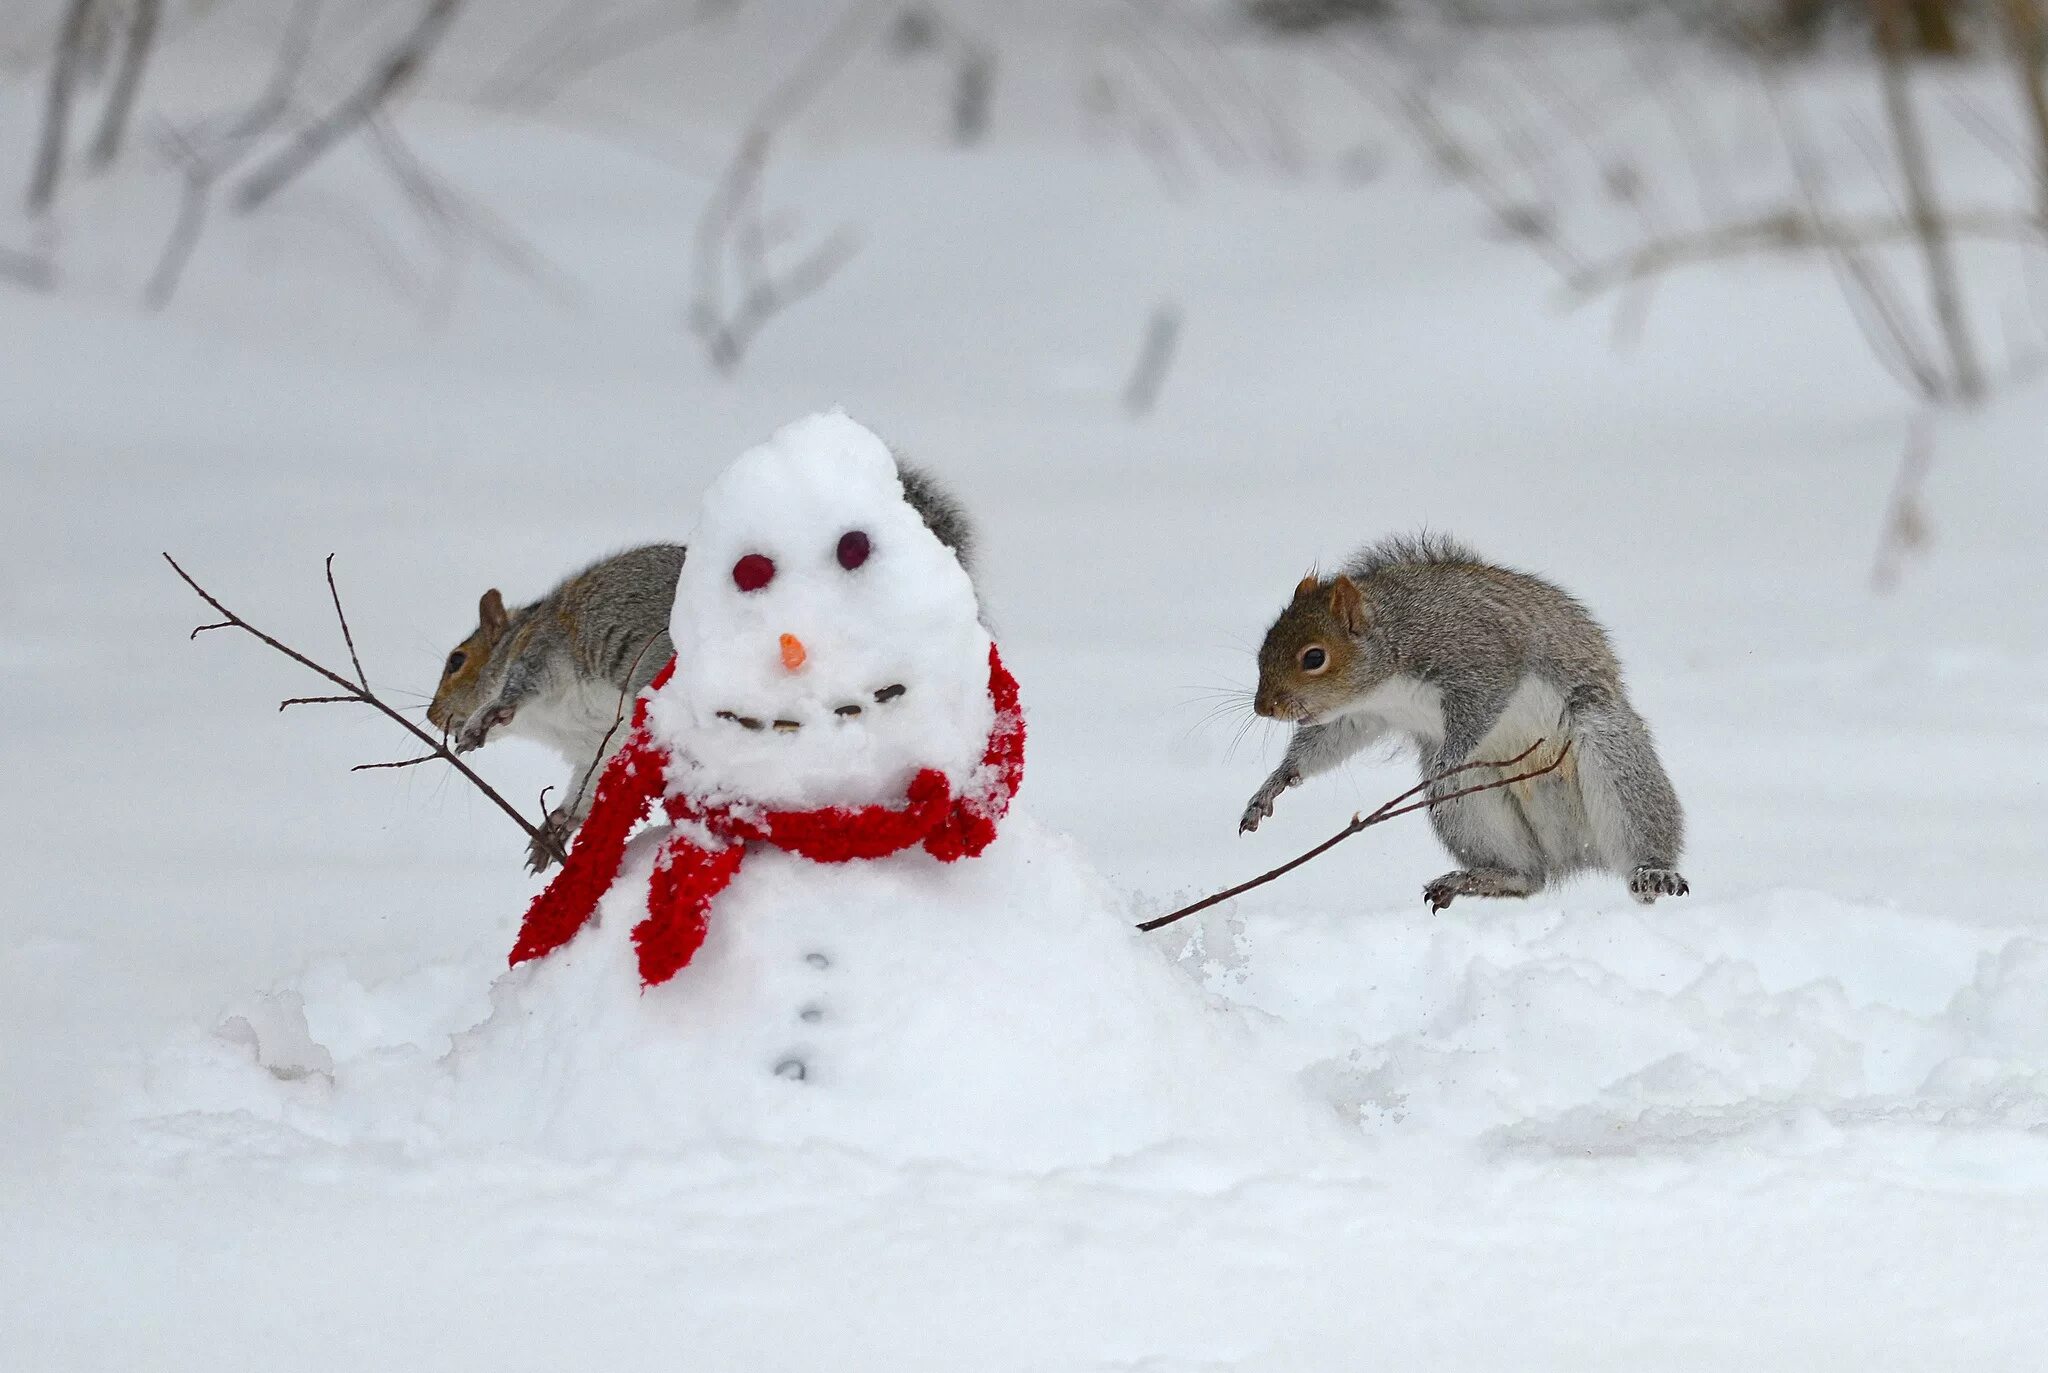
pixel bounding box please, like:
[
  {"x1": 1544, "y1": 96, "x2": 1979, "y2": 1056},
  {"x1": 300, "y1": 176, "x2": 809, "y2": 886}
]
[
  {"x1": 526, "y1": 808, "x2": 576, "y2": 874},
  {"x1": 1423, "y1": 868, "x2": 1536, "y2": 912},
  {"x1": 457, "y1": 704, "x2": 516, "y2": 754},
  {"x1": 1629, "y1": 866, "x2": 1689, "y2": 904},
  {"x1": 1239, "y1": 769, "x2": 1298, "y2": 835}
]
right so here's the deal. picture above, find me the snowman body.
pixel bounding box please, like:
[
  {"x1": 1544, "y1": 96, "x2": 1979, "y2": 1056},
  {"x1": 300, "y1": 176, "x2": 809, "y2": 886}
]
[{"x1": 448, "y1": 813, "x2": 1321, "y2": 1167}]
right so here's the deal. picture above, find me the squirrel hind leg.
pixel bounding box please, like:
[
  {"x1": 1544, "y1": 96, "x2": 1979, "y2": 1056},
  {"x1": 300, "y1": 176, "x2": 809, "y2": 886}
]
[
  {"x1": 1424, "y1": 868, "x2": 1540, "y2": 913},
  {"x1": 1565, "y1": 688, "x2": 1686, "y2": 880}
]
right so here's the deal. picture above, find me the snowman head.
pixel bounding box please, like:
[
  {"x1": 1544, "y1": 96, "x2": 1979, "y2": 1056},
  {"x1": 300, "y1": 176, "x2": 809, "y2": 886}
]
[{"x1": 649, "y1": 413, "x2": 994, "y2": 810}]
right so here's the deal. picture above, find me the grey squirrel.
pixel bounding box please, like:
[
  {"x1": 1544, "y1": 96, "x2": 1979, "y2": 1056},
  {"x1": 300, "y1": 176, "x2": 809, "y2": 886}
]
[
  {"x1": 1239, "y1": 534, "x2": 1688, "y2": 909},
  {"x1": 428, "y1": 463, "x2": 975, "y2": 873}
]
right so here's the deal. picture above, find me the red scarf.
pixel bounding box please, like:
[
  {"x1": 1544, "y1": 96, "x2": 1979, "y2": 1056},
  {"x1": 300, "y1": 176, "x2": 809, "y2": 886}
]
[{"x1": 509, "y1": 645, "x2": 1025, "y2": 987}]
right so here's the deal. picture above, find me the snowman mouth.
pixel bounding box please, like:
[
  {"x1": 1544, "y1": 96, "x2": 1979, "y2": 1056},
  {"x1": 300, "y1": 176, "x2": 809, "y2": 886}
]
[{"x1": 716, "y1": 683, "x2": 909, "y2": 735}]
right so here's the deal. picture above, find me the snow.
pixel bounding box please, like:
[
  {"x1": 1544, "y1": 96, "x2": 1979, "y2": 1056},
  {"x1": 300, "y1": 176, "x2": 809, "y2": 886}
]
[
  {"x1": 652, "y1": 411, "x2": 995, "y2": 808},
  {"x1": 6, "y1": 2, "x2": 2048, "y2": 1368},
  {"x1": 150, "y1": 817, "x2": 1344, "y2": 1171}
]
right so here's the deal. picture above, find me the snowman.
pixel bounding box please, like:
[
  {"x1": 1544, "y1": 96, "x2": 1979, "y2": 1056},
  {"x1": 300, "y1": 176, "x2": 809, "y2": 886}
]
[
  {"x1": 160, "y1": 414, "x2": 1341, "y2": 1170},
  {"x1": 506, "y1": 411, "x2": 1023, "y2": 996}
]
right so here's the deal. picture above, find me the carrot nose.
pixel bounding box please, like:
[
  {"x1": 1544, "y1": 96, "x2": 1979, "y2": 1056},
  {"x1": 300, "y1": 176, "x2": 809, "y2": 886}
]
[{"x1": 778, "y1": 633, "x2": 807, "y2": 672}]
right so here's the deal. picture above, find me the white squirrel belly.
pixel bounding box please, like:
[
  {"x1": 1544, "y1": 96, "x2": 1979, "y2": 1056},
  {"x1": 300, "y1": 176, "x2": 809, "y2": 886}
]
[
  {"x1": 508, "y1": 674, "x2": 632, "y2": 769},
  {"x1": 1335, "y1": 673, "x2": 1447, "y2": 747}
]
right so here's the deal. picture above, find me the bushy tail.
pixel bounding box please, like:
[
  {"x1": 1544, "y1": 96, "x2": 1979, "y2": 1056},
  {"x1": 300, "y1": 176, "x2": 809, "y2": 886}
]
[{"x1": 1566, "y1": 685, "x2": 1683, "y2": 872}]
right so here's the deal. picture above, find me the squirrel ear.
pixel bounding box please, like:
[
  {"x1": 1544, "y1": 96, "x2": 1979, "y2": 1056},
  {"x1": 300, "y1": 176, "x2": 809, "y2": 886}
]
[
  {"x1": 479, "y1": 589, "x2": 508, "y2": 636},
  {"x1": 1293, "y1": 575, "x2": 1321, "y2": 601},
  {"x1": 1328, "y1": 576, "x2": 1367, "y2": 635}
]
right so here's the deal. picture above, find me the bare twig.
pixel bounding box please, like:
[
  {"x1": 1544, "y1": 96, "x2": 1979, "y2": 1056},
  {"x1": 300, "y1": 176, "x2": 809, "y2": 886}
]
[
  {"x1": 1872, "y1": 414, "x2": 1937, "y2": 591},
  {"x1": 361, "y1": 117, "x2": 580, "y2": 307},
  {"x1": 163, "y1": 552, "x2": 564, "y2": 865},
  {"x1": 952, "y1": 43, "x2": 996, "y2": 145},
  {"x1": 1564, "y1": 207, "x2": 2045, "y2": 298},
  {"x1": 1998, "y1": 0, "x2": 2048, "y2": 221},
  {"x1": 1765, "y1": 63, "x2": 1946, "y2": 398},
  {"x1": 232, "y1": 0, "x2": 465, "y2": 213},
  {"x1": 569, "y1": 632, "x2": 665, "y2": 814},
  {"x1": 687, "y1": 0, "x2": 887, "y2": 373},
  {"x1": 87, "y1": 0, "x2": 161, "y2": 170},
  {"x1": 26, "y1": 0, "x2": 96, "y2": 214},
  {"x1": 144, "y1": 0, "x2": 323, "y2": 310},
  {"x1": 1136, "y1": 738, "x2": 1572, "y2": 934},
  {"x1": 351, "y1": 753, "x2": 440, "y2": 773},
  {"x1": 1872, "y1": 0, "x2": 1986, "y2": 401},
  {"x1": 1318, "y1": 39, "x2": 1584, "y2": 279},
  {"x1": 324, "y1": 554, "x2": 368, "y2": 689},
  {"x1": 478, "y1": 0, "x2": 732, "y2": 111},
  {"x1": 1122, "y1": 302, "x2": 1183, "y2": 417}
]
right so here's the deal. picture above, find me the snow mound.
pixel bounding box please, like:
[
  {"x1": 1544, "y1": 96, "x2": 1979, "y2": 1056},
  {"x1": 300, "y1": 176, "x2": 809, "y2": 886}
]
[
  {"x1": 1185, "y1": 889, "x2": 2048, "y2": 1176},
  {"x1": 145, "y1": 815, "x2": 1346, "y2": 1172}
]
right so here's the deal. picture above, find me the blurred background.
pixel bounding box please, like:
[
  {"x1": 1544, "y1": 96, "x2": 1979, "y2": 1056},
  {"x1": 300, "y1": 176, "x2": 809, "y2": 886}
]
[
  {"x1": 5, "y1": 0, "x2": 2047, "y2": 1152},
  {"x1": 9, "y1": 6, "x2": 2048, "y2": 1364}
]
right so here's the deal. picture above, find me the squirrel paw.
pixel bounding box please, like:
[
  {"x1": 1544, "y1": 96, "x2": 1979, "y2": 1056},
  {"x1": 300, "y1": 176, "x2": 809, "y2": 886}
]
[
  {"x1": 1628, "y1": 866, "x2": 1689, "y2": 904},
  {"x1": 456, "y1": 704, "x2": 516, "y2": 754},
  {"x1": 526, "y1": 808, "x2": 577, "y2": 874},
  {"x1": 1423, "y1": 868, "x2": 1537, "y2": 913},
  {"x1": 1239, "y1": 770, "x2": 1299, "y2": 834}
]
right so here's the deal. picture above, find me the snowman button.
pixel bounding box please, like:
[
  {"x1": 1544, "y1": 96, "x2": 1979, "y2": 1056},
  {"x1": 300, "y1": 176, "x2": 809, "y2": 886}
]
[
  {"x1": 805, "y1": 952, "x2": 830, "y2": 970},
  {"x1": 799, "y1": 1004, "x2": 824, "y2": 1024},
  {"x1": 774, "y1": 1058, "x2": 807, "y2": 1082}
]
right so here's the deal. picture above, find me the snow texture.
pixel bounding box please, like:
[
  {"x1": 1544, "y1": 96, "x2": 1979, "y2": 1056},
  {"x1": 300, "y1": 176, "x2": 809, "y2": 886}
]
[{"x1": 151, "y1": 817, "x2": 1344, "y2": 1171}]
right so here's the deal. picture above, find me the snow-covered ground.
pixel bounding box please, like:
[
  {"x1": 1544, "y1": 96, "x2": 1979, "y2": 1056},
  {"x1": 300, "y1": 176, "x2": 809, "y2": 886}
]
[{"x1": 5, "y1": 3, "x2": 2048, "y2": 1368}]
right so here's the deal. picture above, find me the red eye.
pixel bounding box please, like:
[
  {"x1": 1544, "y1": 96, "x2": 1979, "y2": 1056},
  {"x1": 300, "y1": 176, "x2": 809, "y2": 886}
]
[
  {"x1": 732, "y1": 553, "x2": 775, "y2": 592},
  {"x1": 837, "y1": 530, "x2": 871, "y2": 570}
]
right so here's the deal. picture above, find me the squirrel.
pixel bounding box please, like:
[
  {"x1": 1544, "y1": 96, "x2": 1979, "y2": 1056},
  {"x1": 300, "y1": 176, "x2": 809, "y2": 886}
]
[
  {"x1": 1238, "y1": 533, "x2": 1688, "y2": 910},
  {"x1": 428, "y1": 462, "x2": 977, "y2": 873}
]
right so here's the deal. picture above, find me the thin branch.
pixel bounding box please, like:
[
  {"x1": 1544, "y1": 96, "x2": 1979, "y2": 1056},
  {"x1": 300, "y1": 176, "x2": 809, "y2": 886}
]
[
  {"x1": 143, "y1": 0, "x2": 323, "y2": 311},
  {"x1": 477, "y1": 0, "x2": 732, "y2": 111},
  {"x1": 232, "y1": 0, "x2": 465, "y2": 214},
  {"x1": 1872, "y1": 413, "x2": 1937, "y2": 591},
  {"x1": 1563, "y1": 207, "x2": 2046, "y2": 298},
  {"x1": 163, "y1": 552, "x2": 564, "y2": 865},
  {"x1": 1764, "y1": 61, "x2": 1944, "y2": 398},
  {"x1": 87, "y1": 0, "x2": 161, "y2": 171},
  {"x1": 324, "y1": 553, "x2": 368, "y2": 689},
  {"x1": 279, "y1": 694, "x2": 359, "y2": 710},
  {"x1": 1998, "y1": 0, "x2": 2048, "y2": 221},
  {"x1": 351, "y1": 753, "x2": 440, "y2": 773},
  {"x1": 1872, "y1": 0, "x2": 1986, "y2": 401},
  {"x1": 687, "y1": 0, "x2": 885, "y2": 373},
  {"x1": 360, "y1": 117, "x2": 579, "y2": 305},
  {"x1": 570, "y1": 632, "x2": 665, "y2": 815},
  {"x1": 26, "y1": 0, "x2": 95, "y2": 214},
  {"x1": 1137, "y1": 738, "x2": 1572, "y2": 934},
  {"x1": 1122, "y1": 302, "x2": 1183, "y2": 417}
]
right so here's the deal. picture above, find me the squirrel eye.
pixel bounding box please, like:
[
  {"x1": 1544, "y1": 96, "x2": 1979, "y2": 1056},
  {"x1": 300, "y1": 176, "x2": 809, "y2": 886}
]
[
  {"x1": 732, "y1": 553, "x2": 776, "y2": 592},
  {"x1": 1300, "y1": 646, "x2": 1329, "y2": 674},
  {"x1": 836, "y1": 530, "x2": 871, "y2": 570},
  {"x1": 444, "y1": 651, "x2": 466, "y2": 676}
]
